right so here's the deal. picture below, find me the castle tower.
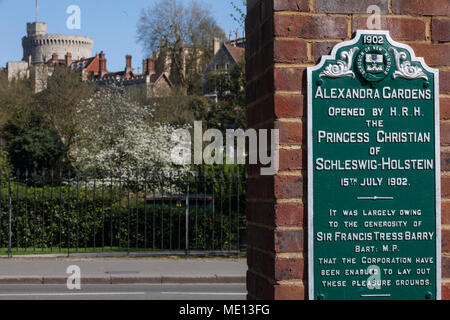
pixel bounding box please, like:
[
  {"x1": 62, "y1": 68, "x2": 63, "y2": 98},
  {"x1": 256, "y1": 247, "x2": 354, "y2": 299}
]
[{"x1": 22, "y1": 21, "x2": 93, "y2": 64}]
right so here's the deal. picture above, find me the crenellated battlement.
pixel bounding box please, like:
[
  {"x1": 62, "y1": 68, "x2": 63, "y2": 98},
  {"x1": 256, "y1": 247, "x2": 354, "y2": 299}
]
[{"x1": 22, "y1": 22, "x2": 93, "y2": 64}]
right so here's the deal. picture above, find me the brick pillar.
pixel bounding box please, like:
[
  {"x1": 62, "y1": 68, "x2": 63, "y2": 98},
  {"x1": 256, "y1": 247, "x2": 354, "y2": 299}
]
[{"x1": 245, "y1": 0, "x2": 450, "y2": 300}]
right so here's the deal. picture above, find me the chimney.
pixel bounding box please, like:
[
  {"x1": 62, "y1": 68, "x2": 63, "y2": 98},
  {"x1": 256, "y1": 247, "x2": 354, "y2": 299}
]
[
  {"x1": 65, "y1": 52, "x2": 72, "y2": 66},
  {"x1": 99, "y1": 51, "x2": 107, "y2": 76},
  {"x1": 213, "y1": 37, "x2": 221, "y2": 56},
  {"x1": 125, "y1": 55, "x2": 133, "y2": 74},
  {"x1": 143, "y1": 57, "x2": 155, "y2": 76}
]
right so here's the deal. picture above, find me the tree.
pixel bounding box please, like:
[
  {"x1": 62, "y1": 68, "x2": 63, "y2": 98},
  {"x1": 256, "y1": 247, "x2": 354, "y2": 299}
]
[
  {"x1": 230, "y1": 1, "x2": 247, "y2": 28},
  {"x1": 137, "y1": 0, "x2": 225, "y2": 92},
  {"x1": 0, "y1": 69, "x2": 34, "y2": 128},
  {"x1": 206, "y1": 59, "x2": 246, "y2": 132},
  {"x1": 1, "y1": 109, "x2": 67, "y2": 173},
  {"x1": 70, "y1": 85, "x2": 188, "y2": 175},
  {"x1": 34, "y1": 66, "x2": 94, "y2": 153},
  {"x1": 0, "y1": 147, "x2": 13, "y2": 182},
  {"x1": 129, "y1": 86, "x2": 209, "y2": 126}
]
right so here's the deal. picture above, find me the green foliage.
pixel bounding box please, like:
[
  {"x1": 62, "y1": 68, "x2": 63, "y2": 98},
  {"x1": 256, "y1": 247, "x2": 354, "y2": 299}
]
[
  {"x1": 230, "y1": 1, "x2": 247, "y2": 27},
  {"x1": 206, "y1": 60, "x2": 246, "y2": 131},
  {"x1": 131, "y1": 90, "x2": 210, "y2": 126},
  {"x1": 0, "y1": 69, "x2": 34, "y2": 128},
  {"x1": 0, "y1": 183, "x2": 241, "y2": 252},
  {"x1": 0, "y1": 148, "x2": 12, "y2": 184},
  {"x1": 34, "y1": 66, "x2": 94, "y2": 150},
  {"x1": 1, "y1": 111, "x2": 67, "y2": 173}
]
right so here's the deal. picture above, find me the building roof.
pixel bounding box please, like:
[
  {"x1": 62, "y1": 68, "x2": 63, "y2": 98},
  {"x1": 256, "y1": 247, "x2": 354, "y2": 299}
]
[{"x1": 224, "y1": 44, "x2": 245, "y2": 63}]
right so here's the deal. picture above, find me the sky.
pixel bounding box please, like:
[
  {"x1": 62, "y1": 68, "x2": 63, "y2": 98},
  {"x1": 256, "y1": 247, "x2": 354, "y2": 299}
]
[{"x1": 0, "y1": 0, "x2": 245, "y2": 71}]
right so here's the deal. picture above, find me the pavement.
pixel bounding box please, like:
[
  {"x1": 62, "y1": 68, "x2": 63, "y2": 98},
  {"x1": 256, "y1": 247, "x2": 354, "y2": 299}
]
[{"x1": 0, "y1": 256, "x2": 247, "y2": 285}]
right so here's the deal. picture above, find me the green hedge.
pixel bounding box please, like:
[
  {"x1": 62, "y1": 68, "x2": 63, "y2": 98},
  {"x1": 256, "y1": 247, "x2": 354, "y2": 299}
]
[{"x1": 0, "y1": 183, "x2": 242, "y2": 253}]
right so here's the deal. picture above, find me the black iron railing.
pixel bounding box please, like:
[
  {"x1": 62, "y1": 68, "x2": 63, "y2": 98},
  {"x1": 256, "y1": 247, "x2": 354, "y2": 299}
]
[{"x1": 0, "y1": 169, "x2": 247, "y2": 257}]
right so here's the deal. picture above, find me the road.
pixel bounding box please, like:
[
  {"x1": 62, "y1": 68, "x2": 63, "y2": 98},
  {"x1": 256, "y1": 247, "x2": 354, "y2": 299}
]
[{"x1": 0, "y1": 284, "x2": 247, "y2": 300}]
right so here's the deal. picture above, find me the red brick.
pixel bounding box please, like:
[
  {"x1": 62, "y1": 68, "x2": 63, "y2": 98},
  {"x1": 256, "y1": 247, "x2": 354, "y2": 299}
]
[
  {"x1": 274, "y1": 202, "x2": 305, "y2": 227},
  {"x1": 442, "y1": 151, "x2": 450, "y2": 172},
  {"x1": 273, "y1": 284, "x2": 306, "y2": 300},
  {"x1": 444, "y1": 256, "x2": 450, "y2": 279},
  {"x1": 274, "y1": 39, "x2": 308, "y2": 63},
  {"x1": 443, "y1": 201, "x2": 450, "y2": 225},
  {"x1": 247, "y1": 175, "x2": 275, "y2": 199},
  {"x1": 247, "y1": 96, "x2": 275, "y2": 127},
  {"x1": 246, "y1": 201, "x2": 274, "y2": 225},
  {"x1": 443, "y1": 229, "x2": 450, "y2": 252},
  {"x1": 274, "y1": 15, "x2": 348, "y2": 39},
  {"x1": 261, "y1": 17, "x2": 275, "y2": 47},
  {"x1": 315, "y1": 0, "x2": 388, "y2": 14},
  {"x1": 352, "y1": 17, "x2": 426, "y2": 41},
  {"x1": 279, "y1": 148, "x2": 305, "y2": 171},
  {"x1": 257, "y1": 67, "x2": 275, "y2": 95},
  {"x1": 274, "y1": 0, "x2": 309, "y2": 12},
  {"x1": 313, "y1": 41, "x2": 339, "y2": 63},
  {"x1": 275, "y1": 120, "x2": 304, "y2": 145},
  {"x1": 441, "y1": 71, "x2": 450, "y2": 94},
  {"x1": 441, "y1": 122, "x2": 450, "y2": 147},
  {"x1": 443, "y1": 175, "x2": 450, "y2": 198},
  {"x1": 246, "y1": 202, "x2": 304, "y2": 227},
  {"x1": 274, "y1": 228, "x2": 304, "y2": 252},
  {"x1": 274, "y1": 174, "x2": 304, "y2": 199},
  {"x1": 443, "y1": 282, "x2": 450, "y2": 300},
  {"x1": 274, "y1": 256, "x2": 305, "y2": 281},
  {"x1": 392, "y1": 0, "x2": 450, "y2": 16},
  {"x1": 248, "y1": 249, "x2": 304, "y2": 281},
  {"x1": 246, "y1": 270, "x2": 274, "y2": 300},
  {"x1": 408, "y1": 43, "x2": 450, "y2": 66},
  {"x1": 247, "y1": 224, "x2": 274, "y2": 252},
  {"x1": 433, "y1": 19, "x2": 450, "y2": 42},
  {"x1": 247, "y1": 248, "x2": 274, "y2": 280},
  {"x1": 248, "y1": 224, "x2": 303, "y2": 253},
  {"x1": 441, "y1": 98, "x2": 450, "y2": 120},
  {"x1": 274, "y1": 93, "x2": 304, "y2": 117},
  {"x1": 261, "y1": 0, "x2": 274, "y2": 23},
  {"x1": 246, "y1": 3, "x2": 261, "y2": 36},
  {"x1": 274, "y1": 67, "x2": 305, "y2": 92}
]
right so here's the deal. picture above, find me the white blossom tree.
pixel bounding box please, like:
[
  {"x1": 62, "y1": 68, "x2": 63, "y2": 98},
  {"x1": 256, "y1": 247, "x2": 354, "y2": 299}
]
[{"x1": 70, "y1": 85, "x2": 189, "y2": 177}]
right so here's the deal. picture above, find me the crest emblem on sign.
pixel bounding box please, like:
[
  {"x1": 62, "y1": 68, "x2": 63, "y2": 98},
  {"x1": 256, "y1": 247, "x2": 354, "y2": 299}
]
[
  {"x1": 366, "y1": 54, "x2": 384, "y2": 73},
  {"x1": 356, "y1": 46, "x2": 392, "y2": 82}
]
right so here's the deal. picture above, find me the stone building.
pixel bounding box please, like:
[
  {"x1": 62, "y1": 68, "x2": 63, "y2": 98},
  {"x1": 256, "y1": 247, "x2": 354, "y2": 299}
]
[
  {"x1": 202, "y1": 37, "x2": 245, "y2": 101},
  {"x1": 6, "y1": 21, "x2": 171, "y2": 97},
  {"x1": 22, "y1": 22, "x2": 93, "y2": 64},
  {"x1": 6, "y1": 21, "x2": 94, "y2": 92},
  {"x1": 95, "y1": 56, "x2": 172, "y2": 98}
]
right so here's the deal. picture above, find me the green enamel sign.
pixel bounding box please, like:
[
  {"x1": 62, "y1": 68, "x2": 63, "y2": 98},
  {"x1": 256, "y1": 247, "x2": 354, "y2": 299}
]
[{"x1": 307, "y1": 30, "x2": 441, "y2": 300}]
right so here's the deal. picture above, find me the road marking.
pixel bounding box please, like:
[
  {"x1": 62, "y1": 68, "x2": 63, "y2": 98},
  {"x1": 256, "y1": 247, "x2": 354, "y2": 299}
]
[
  {"x1": 161, "y1": 292, "x2": 246, "y2": 296},
  {"x1": 0, "y1": 292, "x2": 145, "y2": 297}
]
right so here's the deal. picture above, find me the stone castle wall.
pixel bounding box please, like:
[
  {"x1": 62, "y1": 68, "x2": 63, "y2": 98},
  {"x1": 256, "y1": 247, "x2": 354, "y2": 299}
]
[{"x1": 22, "y1": 22, "x2": 93, "y2": 64}]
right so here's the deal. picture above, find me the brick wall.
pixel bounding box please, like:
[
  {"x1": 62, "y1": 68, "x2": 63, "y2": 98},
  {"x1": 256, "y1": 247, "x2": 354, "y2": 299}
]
[{"x1": 245, "y1": 0, "x2": 450, "y2": 300}]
